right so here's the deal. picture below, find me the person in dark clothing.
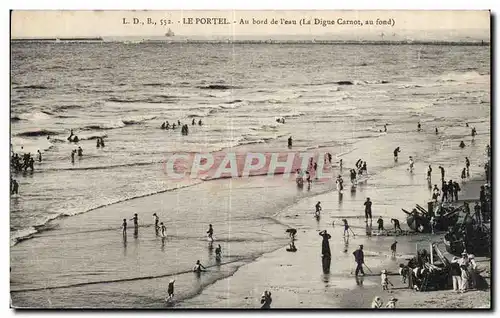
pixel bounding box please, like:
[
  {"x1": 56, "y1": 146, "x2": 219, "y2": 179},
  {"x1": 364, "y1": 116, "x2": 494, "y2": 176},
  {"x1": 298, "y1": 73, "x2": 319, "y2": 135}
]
[
  {"x1": 427, "y1": 165, "x2": 432, "y2": 181},
  {"x1": 97, "y1": 138, "x2": 101, "y2": 148},
  {"x1": 153, "y1": 213, "x2": 159, "y2": 233},
  {"x1": 377, "y1": 217, "x2": 384, "y2": 231},
  {"x1": 441, "y1": 181, "x2": 448, "y2": 203},
  {"x1": 260, "y1": 291, "x2": 272, "y2": 309},
  {"x1": 391, "y1": 241, "x2": 397, "y2": 258},
  {"x1": 122, "y1": 219, "x2": 127, "y2": 235},
  {"x1": 350, "y1": 169, "x2": 357, "y2": 184},
  {"x1": 37, "y1": 150, "x2": 42, "y2": 162},
  {"x1": 465, "y1": 157, "x2": 470, "y2": 176},
  {"x1": 453, "y1": 182, "x2": 461, "y2": 201},
  {"x1": 161, "y1": 122, "x2": 166, "y2": 129},
  {"x1": 287, "y1": 136, "x2": 292, "y2": 148},
  {"x1": 77, "y1": 147, "x2": 83, "y2": 157},
  {"x1": 393, "y1": 147, "x2": 401, "y2": 162},
  {"x1": 29, "y1": 158, "x2": 34, "y2": 171},
  {"x1": 215, "y1": 244, "x2": 222, "y2": 260},
  {"x1": 391, "y1": 218, "x2": 402, "y2": 233},
  {"x1": 207, "y1": 224, "x2": 214, "y2": 241},
  {"x1": 167, "y1": 279, "x2": 175, "y2": 300},
  {"x1": 315, "y1": 201, "x2": 322, "y2": 215},
  {"x1": 435, "y1": 127, "x2": 439, "y2": 134},
  {"x1": 459, "y1": 141, "x2": 466, "y2": 148},
  {"x1": 461, "y1": 168, "x2": 467, "y2": 181},
  {"x1": 342, "y1": 219, "x2": 350, "y2": 236},
  {"x1": 130, "y1": 213, "x2": 138, "y2": 228},
  {"x1": 417, "y1": 122, "x2": 421, "y2": 131},
  {"x1": 319, "y1": 230, "x2": 331, "y2": 257},
  {"x1": 353, "y1": 245, "x2": 365, "y2": 276},
  {"x1": 100, "y1": 138, "x2": 105, "y2": 147},
  {"x1": 319, "y1": 230, "x2": 332, "y2": 273},
  {"x1": 362, "y1": 162, "x2": 367, "y2": 173},
  {"x1": 474, "y1": 202, "x2": 481, "y2": 224},
  {"x1": 11, "y1": 179, "x2": 19, "y2": 194},
  {"x1": 364, "y1": 198, "x2": 373, "y2": 222},
  {"x1": 286, "y1": 228, "x2": 297, "y2": 240},
  {"x1": 438, "y1": 166, "x2": 445, "y2": 181},
  {"x1": 198, "y1": 119, "x2": 203, "y2": 126},
  {"x1": 71, "y1": 150, "x2": 76, "y2": 163}
]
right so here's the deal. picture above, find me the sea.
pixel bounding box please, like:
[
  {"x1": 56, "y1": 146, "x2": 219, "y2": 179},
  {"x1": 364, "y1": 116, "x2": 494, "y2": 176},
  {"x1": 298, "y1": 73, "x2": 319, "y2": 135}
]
[{"x1": 10, "y1": 42, "x2": 490, "y2": 308}]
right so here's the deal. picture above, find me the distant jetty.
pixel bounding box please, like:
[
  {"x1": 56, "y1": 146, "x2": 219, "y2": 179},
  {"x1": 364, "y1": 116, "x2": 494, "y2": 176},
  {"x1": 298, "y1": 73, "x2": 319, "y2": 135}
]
[
  {"x1": 11, "y1": 38, "x2": 489, "y2": 46},
  {"x1": 11, "y1": 37, "x2": 104, "y2": 42}
]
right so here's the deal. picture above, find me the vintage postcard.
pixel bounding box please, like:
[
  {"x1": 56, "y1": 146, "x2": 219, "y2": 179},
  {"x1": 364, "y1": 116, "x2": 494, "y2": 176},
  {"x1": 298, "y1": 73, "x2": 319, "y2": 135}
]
[{"x1": 10, "y1": 10, "x2": 491, "y2": 309}]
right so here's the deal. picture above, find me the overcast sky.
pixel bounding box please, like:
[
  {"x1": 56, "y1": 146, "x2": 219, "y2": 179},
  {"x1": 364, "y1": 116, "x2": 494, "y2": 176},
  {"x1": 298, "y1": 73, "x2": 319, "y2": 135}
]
[{"x1": 11, "y1": 10, "x2": 490, "y2": 39}]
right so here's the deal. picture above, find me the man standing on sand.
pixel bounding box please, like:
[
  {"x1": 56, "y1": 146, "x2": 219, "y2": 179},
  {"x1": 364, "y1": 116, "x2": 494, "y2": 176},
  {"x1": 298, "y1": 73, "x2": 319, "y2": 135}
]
[
  {"x1": 353, "y1": 244, "x2": 365, "y2": 276},
  {"x1": 377, "y1": 217, "x2": 384, "y2": 232},
  {"x1": 393, "y1": 147, "x2": 401, "y2": 162},
  {"x1": 364, "y1": 198, "x2": 373, "y2": 222},
  {"x1": 288, "y1": 136, "x2": 292, "y2": 148},
  {"x1": 453, "y1": 181, "x2": 461, "y2": 201}
]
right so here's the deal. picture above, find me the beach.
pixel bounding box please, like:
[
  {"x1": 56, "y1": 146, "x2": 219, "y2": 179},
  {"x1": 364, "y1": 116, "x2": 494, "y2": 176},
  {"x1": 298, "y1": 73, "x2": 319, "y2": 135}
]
[{"x1": 10, "y1": 42, "x2": 490, "y2": 308}]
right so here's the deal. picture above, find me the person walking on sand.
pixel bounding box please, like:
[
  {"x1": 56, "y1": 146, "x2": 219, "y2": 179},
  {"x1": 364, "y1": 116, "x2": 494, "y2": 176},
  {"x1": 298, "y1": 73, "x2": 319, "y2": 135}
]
[
  {"x1": 37, "y1": 150, "x2": 42, "y2": 162},
  {"x1": 342, "y1": 219, "x2": 350, "y2": 236},
  {"x1": 408, "y1": 156, "x2": 414, "y2": 173},
  {"x1": 391, "y1": 241, "x2": 397, "y2": 258},
  {"x1": 371, "y1": 296, "x2": 383, "y2": 309},
  {"x1": 315, "y1": 201, "x2": 322, "y2": 216},
  {"x1": 426, "y1": 165, "x2": 432, "y2": 181},
  {"x1": 207, "y1": 224, "x2": 214, "y2": 241},
  {"x1": 364, "y1": 198, "x2": 373, "y2": 222},
  {"x1": 417, "y1": 122, "x2": 421, "y2": 132},
  {"x1": 353, "y1": 245, "x2": 365, "y2": 276},
  {"x1": 461, "y1": 168, "x2": 467, "y2": 182},
  {"x1": 435, "y1": 127, "x2": 439, "y2": 135},
  {"x1": 122, "y1": 219, "x2": 127, "y2": 235},
  {"x1": 381, "y1": 269, "x2": 393, "y2": 290},
  {"x1": 393, "y1": 147, "x2": 401, "y2": 162},
  {"x1": 287, "y1": 136, "x2": 292, "y2": 148},
  {"x1": 166, "y1": 279, "x2": 175, "y2": 301}
]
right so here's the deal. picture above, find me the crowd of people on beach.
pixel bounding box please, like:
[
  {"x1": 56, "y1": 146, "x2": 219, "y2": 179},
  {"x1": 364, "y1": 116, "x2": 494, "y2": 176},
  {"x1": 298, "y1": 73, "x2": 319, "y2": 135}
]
[{"x1": 306, "y1": 120, "x2": 490, "y2": 309}]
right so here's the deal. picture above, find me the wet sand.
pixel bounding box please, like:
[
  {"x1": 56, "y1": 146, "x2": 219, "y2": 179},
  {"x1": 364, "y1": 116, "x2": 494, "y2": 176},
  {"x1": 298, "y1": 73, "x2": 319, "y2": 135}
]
[{"x1": 181, "y1": 176, "x2": 491, "y2": 309}]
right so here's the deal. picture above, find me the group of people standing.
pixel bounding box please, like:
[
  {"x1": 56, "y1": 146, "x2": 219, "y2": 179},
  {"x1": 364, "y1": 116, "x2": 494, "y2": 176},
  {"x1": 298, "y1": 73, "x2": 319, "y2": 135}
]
[
  {"x1": 160, "y1": 118, "x2": 203, "y2": 135},
  {"x1": 11, "y1": 150, "x2": 40, "y2": 173}
]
